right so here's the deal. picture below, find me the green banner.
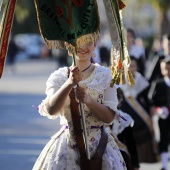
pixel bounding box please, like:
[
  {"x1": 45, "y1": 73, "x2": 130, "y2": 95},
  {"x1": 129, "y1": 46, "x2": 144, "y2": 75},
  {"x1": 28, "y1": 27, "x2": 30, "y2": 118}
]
[{"x1": 34, "y1": 0, "x2": 100, "y2": 47}]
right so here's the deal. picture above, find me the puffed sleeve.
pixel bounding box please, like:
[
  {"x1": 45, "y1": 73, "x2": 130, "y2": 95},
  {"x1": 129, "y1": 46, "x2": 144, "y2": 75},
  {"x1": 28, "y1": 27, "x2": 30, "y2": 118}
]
[
  {"x1": 103, "y1": 86, "x2": 119, "y2": 112},
  {"x1": 103, "y1": 85, "x2": 127, "y2": 124},
  {"x1": 38, "y1": 86, "x2": 60, "y2": 119},
  {"x1": 38, "y1": 67, "x2": 68, "y2": 119}
]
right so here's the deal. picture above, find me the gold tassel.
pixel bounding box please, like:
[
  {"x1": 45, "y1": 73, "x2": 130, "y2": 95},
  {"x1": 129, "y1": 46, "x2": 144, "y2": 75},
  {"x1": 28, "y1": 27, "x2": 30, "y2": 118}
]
[
  {"x1": 111, "y1": 66, "x2": 117, "y2": 77},
  {"x1": 115, "y1": 71, "x2": 121, "y2": 85},
  {"x1": 127, "y1": 69, "x2": 135, "y2": 86},
  {"x1": 110, "y1": 78, "x2": 116, "y2": 87},
  {"x1": 120, "y1": 68, "x2": 126, "y2": 84},
  {"x1": 110, "y1": 66, "x2": 119, "y2": 87}
]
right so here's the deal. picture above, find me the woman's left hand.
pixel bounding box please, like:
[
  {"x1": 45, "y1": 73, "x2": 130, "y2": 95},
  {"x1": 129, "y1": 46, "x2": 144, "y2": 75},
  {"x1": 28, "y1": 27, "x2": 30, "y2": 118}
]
[{"x1": 75, "y1": 86, "x2": 91, "y2": 103}]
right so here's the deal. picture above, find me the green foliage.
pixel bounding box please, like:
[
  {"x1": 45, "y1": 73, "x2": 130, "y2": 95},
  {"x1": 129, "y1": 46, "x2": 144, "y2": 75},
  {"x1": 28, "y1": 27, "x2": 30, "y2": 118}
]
[
  {"x1": 138, "y1": 0, "x2": 170, "y2": 13},
  {"x1": 12, "y1": 0, "x2": 39, "y2": 35}
]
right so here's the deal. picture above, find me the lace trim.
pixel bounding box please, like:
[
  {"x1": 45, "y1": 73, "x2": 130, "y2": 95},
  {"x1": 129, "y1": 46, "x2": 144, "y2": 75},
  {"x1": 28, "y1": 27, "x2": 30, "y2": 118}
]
[
  {"x1": 112, "y1": 110, "x2": 134, "y2": 135},
  {"x1": 103, "y1": 101, "x2": 128, "y2": 125},
  {"x1": 38, "y1": 98, "x2": 59, "y2": 120},
  {"x1": 46, "y1": 64, "x2": 112, "y2": 91},
  {"x1": 80, "y1": 64, "x2": 112, "y2": 91}
]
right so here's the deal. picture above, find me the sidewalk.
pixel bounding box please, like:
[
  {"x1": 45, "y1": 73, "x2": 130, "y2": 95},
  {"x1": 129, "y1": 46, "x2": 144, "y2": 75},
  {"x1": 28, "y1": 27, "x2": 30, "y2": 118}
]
[{"x1": 0, "y1": 58, "x2": 57, "y2": 94}]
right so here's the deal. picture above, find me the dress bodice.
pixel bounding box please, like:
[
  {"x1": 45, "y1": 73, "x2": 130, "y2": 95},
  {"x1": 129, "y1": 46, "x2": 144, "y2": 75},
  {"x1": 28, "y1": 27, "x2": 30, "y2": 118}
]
[{"x1": 38, "y1": 63, "x2": 121, "y2": 148}]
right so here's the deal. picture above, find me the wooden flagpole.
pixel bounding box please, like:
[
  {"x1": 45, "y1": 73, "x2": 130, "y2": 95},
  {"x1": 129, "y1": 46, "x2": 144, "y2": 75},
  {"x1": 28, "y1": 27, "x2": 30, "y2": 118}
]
[{"x1": 72, "y1": 53, "x2": 90, "y2": 160}]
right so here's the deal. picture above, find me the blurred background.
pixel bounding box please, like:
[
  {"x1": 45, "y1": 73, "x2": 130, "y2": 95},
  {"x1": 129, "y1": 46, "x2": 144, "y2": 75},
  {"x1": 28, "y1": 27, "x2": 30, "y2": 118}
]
[{"x1": 0, "y1": 0, "x2": 170, "y2": 169}]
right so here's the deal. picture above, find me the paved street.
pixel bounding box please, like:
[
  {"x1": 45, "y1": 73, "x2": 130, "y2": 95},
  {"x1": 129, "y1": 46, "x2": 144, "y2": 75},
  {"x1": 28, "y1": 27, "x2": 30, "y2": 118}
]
[
  {"x1": 0, "y1": 58, "x2": 169, "y2": 170},
  {"x1": 0, "y1": 59, "x2": 59, "y2": 170}
]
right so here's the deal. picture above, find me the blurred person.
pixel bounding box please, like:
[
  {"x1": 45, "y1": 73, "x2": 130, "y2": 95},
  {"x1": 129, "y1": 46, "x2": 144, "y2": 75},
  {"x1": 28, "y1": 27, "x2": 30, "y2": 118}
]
[
  {"x1": 151, "y1": 38, "x2": 162, "y2": 56},
  {"x1": 149, "y1": 57, "x2": 170, "y2": 170},
  {"x1": 168, "y1": 34, "x2": 170, "y2": 54},
  {"x1": 126, "y1": 28, "x2": 145, "y2": 75},
  {"x1": 119, "y1": 57, "x2": 157, "y2": 163},
  {"x1": 6, "y1": 37, "x2": 19, "y2": 73},
  {"x1": 51, "y1": 49, "x2": 68, "y2": 67},
  {"x1": 145, "y1": 34, "x2": 170, "y2": 84},
  {"x1": 135, "y1": 38, "x2": 144, "y2": 48},
  {"x1": 99, "y1": 30, "x2": 112, "y2": 66},
  {"x1": 33, "y1": 33, "x2": 127, "y2": 170},
  {"x1": 162, "y1": 34, "x2": 170, "y2": 56},
  {"x1": 107, "y1": 88, "x2": 140, "y2": 170}
]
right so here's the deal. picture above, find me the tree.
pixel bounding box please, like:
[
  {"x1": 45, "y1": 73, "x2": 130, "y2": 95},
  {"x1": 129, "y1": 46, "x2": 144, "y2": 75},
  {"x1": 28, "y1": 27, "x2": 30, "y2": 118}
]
[
  {"x1": 12, "y1": 0, "x2": 39, "y2": 35},
  {"x1": 148, "y1": 0, "x2": 170, "y2": 35},
  {"x1": 140, "y1": 0, "x2": 170, "y2": 36}
]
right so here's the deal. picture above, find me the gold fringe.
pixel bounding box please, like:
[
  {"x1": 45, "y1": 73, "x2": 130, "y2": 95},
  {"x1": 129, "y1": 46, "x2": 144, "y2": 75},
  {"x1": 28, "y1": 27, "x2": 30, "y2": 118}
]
[
  {"x1": 110, "y1": 65, "x2": 118, "y2": 87},
  {"x1": 110, "y1": 78, "x2": 116, "y2": 88},
  {"x1": 127, "y1": 69, "x2": 135, "y2": 86},
  {"x1": 64, "y1": 31, "x2": 100, "y2": 56},
  {"x1": 110, "y1": 69, "x2": 122, "y2": 87},
  {"x1": 115, "y1": 71, "x2": 121, "y2": 85},
  {"x1": 120, "y1": 68, "x2": 126, "y2": 84},
  {"x1": 34, "y1": 0, "x2": 100, "y2": 53},
  {"x1": 111, "y1": 66, "x2": 117, "y2": 76},
  {"x1": 76, "y1": 31, "x2": 100, "y2": 49}
]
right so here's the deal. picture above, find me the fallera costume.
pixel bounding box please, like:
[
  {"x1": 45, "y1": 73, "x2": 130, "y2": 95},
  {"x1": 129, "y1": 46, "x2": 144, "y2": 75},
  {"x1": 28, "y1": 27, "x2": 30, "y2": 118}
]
[
  {"x1": 32, "y1": 0, "x2": 134, "y2": 169},
  {"x1": 33, "y1": 63, "x2": 127, "y2": 170},
  {"x1": 120, "y1": 72, "x2": 157, "y2": 163}
]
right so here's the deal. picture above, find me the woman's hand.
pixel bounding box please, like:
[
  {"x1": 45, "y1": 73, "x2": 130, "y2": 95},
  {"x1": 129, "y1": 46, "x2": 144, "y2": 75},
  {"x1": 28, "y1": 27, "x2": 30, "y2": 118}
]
[
  {"x1": 68, "y1": 66, "x2": 82, "y2": 86},
  {"x1": 75, "y1": 86, "x2": 91, "y2": 104}
]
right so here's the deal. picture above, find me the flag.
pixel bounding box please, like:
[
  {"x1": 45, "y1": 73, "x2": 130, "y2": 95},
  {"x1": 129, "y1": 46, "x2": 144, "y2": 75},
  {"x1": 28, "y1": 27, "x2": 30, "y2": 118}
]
[
  {"x1": 0, "y1": 0, "x2": 16, "y2": 78},
  {"x1": 103, "y1": 0, "x2": 134, "y2": 86},
  {"x1": 34, "y1": 0, "x2": 100, "y2": 50}
]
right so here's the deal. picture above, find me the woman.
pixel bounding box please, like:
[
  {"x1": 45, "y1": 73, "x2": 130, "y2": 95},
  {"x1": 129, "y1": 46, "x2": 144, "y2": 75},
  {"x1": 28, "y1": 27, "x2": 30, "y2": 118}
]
[{"x1": 32, "y1": 34, "x2": 127, "y2": 170}]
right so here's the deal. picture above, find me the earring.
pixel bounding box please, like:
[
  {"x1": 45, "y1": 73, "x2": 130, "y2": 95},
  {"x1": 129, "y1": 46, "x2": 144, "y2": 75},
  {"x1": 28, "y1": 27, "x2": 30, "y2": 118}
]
[{"x1": 92, "y1": 51, "x2": 96, "y2": 57}]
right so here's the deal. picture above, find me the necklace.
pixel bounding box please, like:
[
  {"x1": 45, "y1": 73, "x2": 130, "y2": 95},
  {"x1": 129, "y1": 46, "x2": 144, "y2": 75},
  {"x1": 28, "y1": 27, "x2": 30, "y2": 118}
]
[{"x1": 82, "y1": 63, "x2": 92, "y2": 72}]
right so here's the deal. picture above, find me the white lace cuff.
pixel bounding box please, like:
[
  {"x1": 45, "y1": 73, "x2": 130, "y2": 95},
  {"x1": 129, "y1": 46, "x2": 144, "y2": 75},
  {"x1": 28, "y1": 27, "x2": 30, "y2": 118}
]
[
  {"x1": 112, "y1": 110, "x2": 134, "y2": 135},
  {"x1": 103, "y1": 101, "x2": 128, "y2": 126},
  {"x1": 38, "y1": 97, "x2": 59, "y2": 120}
]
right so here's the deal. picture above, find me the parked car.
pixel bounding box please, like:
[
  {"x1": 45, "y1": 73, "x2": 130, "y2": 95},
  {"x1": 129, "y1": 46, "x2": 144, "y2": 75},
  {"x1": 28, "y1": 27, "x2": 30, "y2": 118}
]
[{"x1": 13, "y1": 33, "x2": 46, "y2": 60}]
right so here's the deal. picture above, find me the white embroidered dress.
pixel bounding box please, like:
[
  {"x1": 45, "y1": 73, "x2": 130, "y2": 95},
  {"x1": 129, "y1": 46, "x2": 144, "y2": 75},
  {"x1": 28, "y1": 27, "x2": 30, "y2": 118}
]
[{"x1": 33, "y1": 64, "x2": 127, "y2": 170}]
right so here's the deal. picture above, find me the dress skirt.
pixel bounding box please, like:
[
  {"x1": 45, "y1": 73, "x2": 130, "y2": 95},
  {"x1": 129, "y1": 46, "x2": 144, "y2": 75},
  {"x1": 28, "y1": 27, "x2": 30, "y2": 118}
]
[{"x1": 33, "y1": 127, "x2": 127, "y2": 170}]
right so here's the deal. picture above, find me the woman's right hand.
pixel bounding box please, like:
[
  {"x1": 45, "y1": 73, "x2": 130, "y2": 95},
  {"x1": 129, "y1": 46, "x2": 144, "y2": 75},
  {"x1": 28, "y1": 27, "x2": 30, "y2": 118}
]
[{"x1": 68, "y1": 66, "x2": 82, "y2": 86}]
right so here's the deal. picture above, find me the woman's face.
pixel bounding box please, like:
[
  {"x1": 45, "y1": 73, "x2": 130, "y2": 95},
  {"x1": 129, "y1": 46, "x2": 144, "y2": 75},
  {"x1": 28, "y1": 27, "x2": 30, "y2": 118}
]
[
  {"x1": 161, "y1": 62, "x2": 170, "y2": 78},
  {"x1": 76, "y1": 42, "x2": 96, "y2": 61},
  {"x1": 126, "y1": 32, "x2": 135, "y2": 45}
]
